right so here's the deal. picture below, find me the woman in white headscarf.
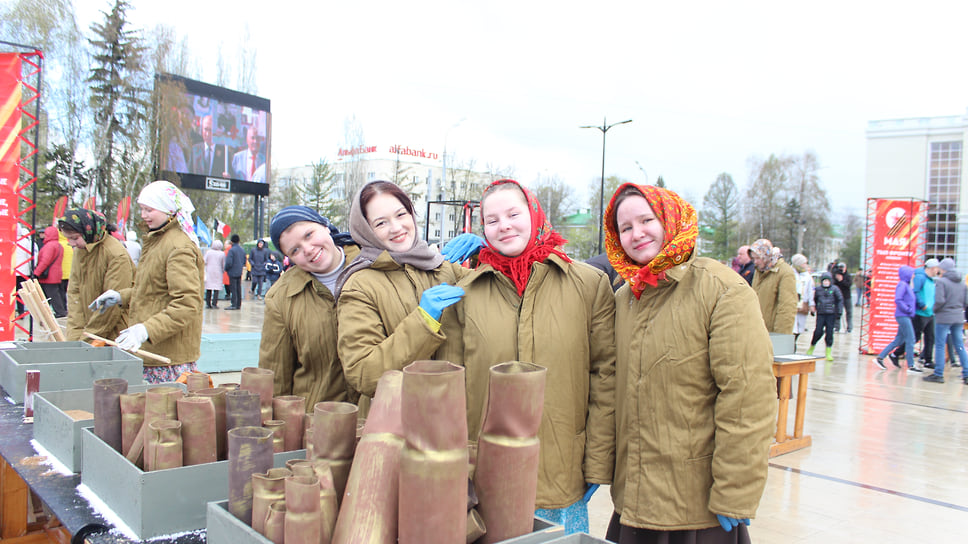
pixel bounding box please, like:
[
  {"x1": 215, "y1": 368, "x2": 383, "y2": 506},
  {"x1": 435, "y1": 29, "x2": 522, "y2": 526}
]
[{"x1": 91, "y1": 180, "x2": 205, "y2": 383}]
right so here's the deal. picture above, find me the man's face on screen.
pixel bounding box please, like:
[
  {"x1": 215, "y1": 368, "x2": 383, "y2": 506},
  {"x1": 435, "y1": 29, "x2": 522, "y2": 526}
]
[
  {"x1": 201, "y1": 116, "x2": 213, "y2": 145},
  {"x1": 247, "y1": 128, "x2": 260, "y2": 153}
]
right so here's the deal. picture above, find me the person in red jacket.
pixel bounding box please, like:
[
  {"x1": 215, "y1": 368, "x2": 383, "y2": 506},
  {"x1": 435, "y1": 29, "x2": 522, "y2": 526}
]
[{"x1": 34, "y1": 225, "x2": 67, "y2": 318}]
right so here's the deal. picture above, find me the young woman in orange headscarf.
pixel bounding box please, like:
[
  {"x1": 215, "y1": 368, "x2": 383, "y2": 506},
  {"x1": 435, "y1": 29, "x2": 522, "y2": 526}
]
[
  {"x1": 446, "y1": 179, "x2": 616, "y2": 534},
  {"x1": 603, "y1": 183, "x2": 775, "y2": 544}
]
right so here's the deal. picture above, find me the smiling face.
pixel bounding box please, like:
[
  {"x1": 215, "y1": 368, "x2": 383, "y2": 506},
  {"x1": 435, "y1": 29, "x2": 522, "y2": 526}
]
[
  {"x1": 482, "y1": 186, "x2": 531, "y2": 257},
  {"x1": 278, "y1": 220, "x2": 340, "y2": 275},
  {"x1": 365, "y1": 192, "x2": 417, "y2": 252},
  {"x1": 139, "y1": 204, "x2": 170, "y2": 230},
  {"x1": 616, "y1": 194, "x2": 665, "y2": 265}
]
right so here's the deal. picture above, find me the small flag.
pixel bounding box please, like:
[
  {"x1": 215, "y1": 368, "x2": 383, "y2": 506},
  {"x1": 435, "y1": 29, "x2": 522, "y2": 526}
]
[
  {"x1": 195, "y1": 218, "x2": 213, "y2": 247},
  {"x1": 116, "y1": 196, "x2": 131, "y2": 234},
  {"x1": 213, "y1": 219, "x2": 231, "y2": 239},
  {"x1": 53, "y1": 196, "x2": 68, "y2": 222}
]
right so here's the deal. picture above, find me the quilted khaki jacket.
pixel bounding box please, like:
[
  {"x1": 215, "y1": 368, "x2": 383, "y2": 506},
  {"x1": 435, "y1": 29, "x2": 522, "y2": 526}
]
[
  {"x1": 611, "y1": 254, "x2": 776, "y2": 530},
  {"x1": 65, "y1": 234, "x2": 134, "y2": 341},
  {"x1": 443, "y1": 255, "x2": 616, "y2": 509},
  {"x1": 336, "y1": 252, "x2": 470, "y2": 398},
  {"x1": 259, "y1": 245, "x2": 360, "y2": 407},
  {"x1": 752, "y1": 258, "x2": 798, "y2": 334},
  {"x1": 118, "y1": 219, "x2": 204, "y2": 366}
]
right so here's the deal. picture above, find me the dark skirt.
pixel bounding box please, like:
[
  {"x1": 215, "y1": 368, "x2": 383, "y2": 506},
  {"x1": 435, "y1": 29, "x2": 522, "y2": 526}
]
[{"x1": 606, "y1": 512, "x2": 751, "y2": 544}]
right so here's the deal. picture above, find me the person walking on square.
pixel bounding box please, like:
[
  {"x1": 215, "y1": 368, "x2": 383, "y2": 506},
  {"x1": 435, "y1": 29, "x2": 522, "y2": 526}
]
[
  {"x1": 890, "y1": 258, "x2": 941, "y2": 369},
  {"x1": 875, "y1": 266, "x2": 921, "y2": 373},
  {"x1": 223, "y1": 233, "x2": 245, "y2": 310},
  {"x1": 832, "y1": 263, "x2": 853, "y2": 332},
  {"x1": 34, "y1": 225, "x2": 66, "y2": 318},
  {"x1": 806, "y1": 272, "x2": 842, "y2": 361},
  {"x1": 203, "y1": 240, "x2": 225, "y2": 309},
  {"x1": 791, "y1": 254, "x2": 814, "y2": 348},
  {"x1": 924, "y1": 258, "x2": 968, "y2": 384},
  {"x1": 249, "y1": 239, "x2": 269, "y2": 299}
]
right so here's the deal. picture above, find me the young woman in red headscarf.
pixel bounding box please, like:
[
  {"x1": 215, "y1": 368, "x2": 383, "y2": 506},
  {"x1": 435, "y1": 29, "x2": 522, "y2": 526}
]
[
  {"x1": 446, "y1": 179, "x2": 616, "y2": 534},
  {"x1": 603, "y1": 183, "x2": 776, "y2": 544}
]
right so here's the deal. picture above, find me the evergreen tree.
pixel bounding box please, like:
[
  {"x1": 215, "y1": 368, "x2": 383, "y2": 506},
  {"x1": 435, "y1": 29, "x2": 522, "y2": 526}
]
[
  {"x1": 87, "y1": 0, "x2": 148, "y2": 216},
  {"x1": 700, "y1": 173, "x2": 740, "y2": 261}
]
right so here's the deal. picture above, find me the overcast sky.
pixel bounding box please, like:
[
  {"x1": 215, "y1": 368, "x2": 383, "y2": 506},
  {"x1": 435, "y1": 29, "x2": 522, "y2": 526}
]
[{"x1": 76, "y1": 0, "x2": 968, "y2": 216}]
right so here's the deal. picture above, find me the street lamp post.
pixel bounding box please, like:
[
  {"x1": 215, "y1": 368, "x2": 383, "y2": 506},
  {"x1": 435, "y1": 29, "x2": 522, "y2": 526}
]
[{"x1": 581, "y1": 117, "x2": 632, "y2": 254}]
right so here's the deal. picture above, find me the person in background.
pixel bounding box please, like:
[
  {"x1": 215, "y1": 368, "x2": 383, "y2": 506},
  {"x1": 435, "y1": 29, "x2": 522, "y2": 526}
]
[
  {"x1": 791, "y1": 253, "x2": 814, "y2": 348},
  {"x1": 58, "y1": 228, "x2": 73, "y2": 315},
  {"x1": 59, "y1": 209, "x2": 134, "y2": 342},
  {"x1": 125, "y1": 231, "x2": 141, "y2": 266},
  {"x1": 36, "y1": 225, "x2": 66, "y2": 318},
  {"x1": 736, "y1": 244, "x2": 755, "y2": 285},
  {"x1": 603, "y1": 183, "x2": 775, "y2": 543},
  {"x1": 585, "y1": 252, "x2": 623, "y2": 292},
  {"x1": 249, "y1": 239, "x2": 269, "y2": 300},
  {"x1": 750, "y1": 239, "x2": 798, "y2": 334},
  {"x1": 890, "y1": 259, "x2": 940, "y2": 369},
  {"x1": 446, "y1": 179, "x2": 615, "y2": 534},
  {"x1": 223, "y1": 233, "x2": 245, "y2": 310},
  {"x1": 259, "y1": 206, "x2": 360, "y2": 407},
  {"x1": 14, "y1": 224, "x2": 37, "y2": 315},
  {"x1": 806, "y1": 272, "x2": 843, "y2": 361},
  {"x1": 924, "y1": 258, "x2": 968, "y2": 385},
  {"x1": 335, "y1": 180, "x2": 468, "y2": 401},
  {"x1": 832, "y1": 263, "x2": 853, "y2": 332},
  {"x1": 105, "y1": 223, "x2": 125, "y2": 242},
  {"x1": 875, "y1": 266, "x2": 921, "y2": 373},
  {"x1": 90, "y1": 180, "x2": 204, "y2": 384},
  {"x1": 853, "y1": 268, "x2": 865, "y2": 307},
  {"x1": 203, "y1": 240, "x2": 225, "y2": 309},
  {"x1": 222, "y1": 241, "x2": 232, "y2": 301},
  {"x1": 265, "y1": 253, "x2": 282, "y2": 288}
]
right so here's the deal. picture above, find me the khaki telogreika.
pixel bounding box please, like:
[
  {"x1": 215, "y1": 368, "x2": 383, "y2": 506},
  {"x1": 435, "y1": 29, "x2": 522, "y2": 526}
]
[
  {"x1": 260, "y1": 245, "x2": 361, "y2": 407},
  {"x1": 66, "y1": 234, "x2": 134, "y2": 341},
  {"x1": 752, "y1": 258, "x2": 798, "y2": 334},
  {"x1": 119, "y1": 219, "x2": 204, "y2": 366},
  {"x1": 611, "y1": 254, "x2": 776, "y2": 530}
]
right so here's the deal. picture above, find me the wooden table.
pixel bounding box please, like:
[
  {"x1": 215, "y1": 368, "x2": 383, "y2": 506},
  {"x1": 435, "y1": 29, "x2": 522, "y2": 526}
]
[{"x1": 770, "y1": 354, "x2": 821, "y2": 457}]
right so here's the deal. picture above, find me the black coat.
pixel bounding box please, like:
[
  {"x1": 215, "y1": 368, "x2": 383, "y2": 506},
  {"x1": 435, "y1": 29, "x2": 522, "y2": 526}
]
[
  {"x1": 814, "y1": 281, "x2": 844, "y2": 315},
  {"x1": 224, "y1": 244, "x2": 246, "y2": 277}
]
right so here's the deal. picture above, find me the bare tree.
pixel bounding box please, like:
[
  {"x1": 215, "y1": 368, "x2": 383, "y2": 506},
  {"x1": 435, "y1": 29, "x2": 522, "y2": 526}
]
[
  {"x1": 530, "y1": 174, "x2": 575, "y2": 228},
  {"x1": 741, "y1": 154, "x2": 793, "y2": 245},
  {"x1": 299, "y1": 158, "x2": 341, "y2": 221}
]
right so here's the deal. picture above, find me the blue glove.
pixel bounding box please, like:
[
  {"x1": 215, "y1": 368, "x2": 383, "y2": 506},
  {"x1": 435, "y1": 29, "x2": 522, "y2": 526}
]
[
  {"x1": 89, "y1": 290, "x2": 121, "y2": 313},
  {"x1": 582, "y1": 483, "x2": 600, "y2": 503},
  {"x1": 419, "y1": 283, "x2": 465, "y2": 321},
  {"x1": 116, "y1": 324, "x2": 149, "y2": 352},
  {"x1": 716, "y1": 515, "x2": 750, "y2": 532},
  {"x1": 441, "y1": 233, "x2": 485, "y2": 263}
]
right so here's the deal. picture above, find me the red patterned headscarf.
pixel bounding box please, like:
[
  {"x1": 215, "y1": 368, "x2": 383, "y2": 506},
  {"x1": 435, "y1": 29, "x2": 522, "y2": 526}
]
[
  {"x1": 477, "y1": 179, "x2": 572, "y2": 295},
  {"x1": 604, "y1": 183, "x2": 697, "y2": 299}
]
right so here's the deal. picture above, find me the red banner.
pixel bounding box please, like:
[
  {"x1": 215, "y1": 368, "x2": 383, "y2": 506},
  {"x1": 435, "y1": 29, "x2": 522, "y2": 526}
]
[
  {"x1": 53, "y1": 195, "x2": 67, "y2": 222},
  {"x1": 862, "y1": 199, "x2": 927, "y2": 354},
  {"x1": 0, "y1": 53, "x2": 22, "y2": 340},
  {"x1": 116, "y1": 196, "x2": 130, "y2": 234}
]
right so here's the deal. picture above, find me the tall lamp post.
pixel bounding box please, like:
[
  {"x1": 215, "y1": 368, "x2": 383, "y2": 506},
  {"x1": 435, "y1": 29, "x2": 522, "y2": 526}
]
[{"x1": 581, "y1": 117, "x2": 632, "y2": 254}]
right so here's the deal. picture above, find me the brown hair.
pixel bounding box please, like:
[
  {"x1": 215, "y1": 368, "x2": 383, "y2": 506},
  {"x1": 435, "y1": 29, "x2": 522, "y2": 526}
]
[
  {"x1": 359, "y1": 181, "x2": 416, "y2": 221},
  {"x1": 57, "y1": 222, "x2": 81, "y2": 236},
  {"x1": 610, "y1": 185, "x2": 646, "y2": 236}
]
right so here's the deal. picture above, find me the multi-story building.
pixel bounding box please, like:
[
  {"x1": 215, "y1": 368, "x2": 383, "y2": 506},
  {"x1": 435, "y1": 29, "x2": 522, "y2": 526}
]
[{"x1": 865, "y1": 110, "x2": 967, "y2": 262}]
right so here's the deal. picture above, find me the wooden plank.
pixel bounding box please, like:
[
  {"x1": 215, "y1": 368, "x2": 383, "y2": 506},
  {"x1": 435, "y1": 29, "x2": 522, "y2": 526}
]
[
  {"x1": 775, "y1": 376, "x2": 791, "y2": 443},
  {"x1": 0, "y1": 532, "x2": 51, "y2": 544},
  {"x1": 1, "y1": 458, "x2": 28, "y2": 538}
]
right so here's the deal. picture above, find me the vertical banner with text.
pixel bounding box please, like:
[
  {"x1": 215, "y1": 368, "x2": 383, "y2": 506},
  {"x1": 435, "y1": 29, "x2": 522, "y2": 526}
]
[
  {"x1": 0, "y1": 53, "x2": 22, "y2": 340},
  {"x1": 862, "y1": 199, "x2": 927, "y2": 354}
]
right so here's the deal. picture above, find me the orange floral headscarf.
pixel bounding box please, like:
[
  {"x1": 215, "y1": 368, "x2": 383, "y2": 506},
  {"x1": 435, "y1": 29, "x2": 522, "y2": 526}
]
[{"x1": 604, "y1": 183, "x2": 697, "y2": 298}]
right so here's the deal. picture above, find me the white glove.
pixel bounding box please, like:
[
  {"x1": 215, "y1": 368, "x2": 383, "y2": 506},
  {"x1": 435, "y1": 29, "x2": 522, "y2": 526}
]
[
  {"x1": 116, "y1": 324, "x2": 148, "y2": 352},
  {"x1": 89, "y1": 290, "x2": 121, "y2": 313}
]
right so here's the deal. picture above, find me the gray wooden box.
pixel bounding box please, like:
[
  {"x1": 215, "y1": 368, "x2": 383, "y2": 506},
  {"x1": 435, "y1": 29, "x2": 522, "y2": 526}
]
[
  {"x1": 33, "y1": 383, "x2": 185, "y2": 473},
  {"x1": 769, "y1": 333, "x2": 796, "y2": 356},
  {"x1": 207, "y1": 499, "x2": 560, "y2": 544},
  {"x1": 0, "y1": 344, "x2": 143, "y2": 403},
  {"x1": 545, "y1": 534, "x2": 611, "y2": 543},
  {"x1": 81, "y1": 427, "x2": 305, "y2": 540}
]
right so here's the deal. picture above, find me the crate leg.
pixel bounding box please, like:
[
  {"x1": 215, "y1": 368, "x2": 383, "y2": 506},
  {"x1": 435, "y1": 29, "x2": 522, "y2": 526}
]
[{"x1": 1, "y1": 458, "x2": 29, "y2": 538}]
